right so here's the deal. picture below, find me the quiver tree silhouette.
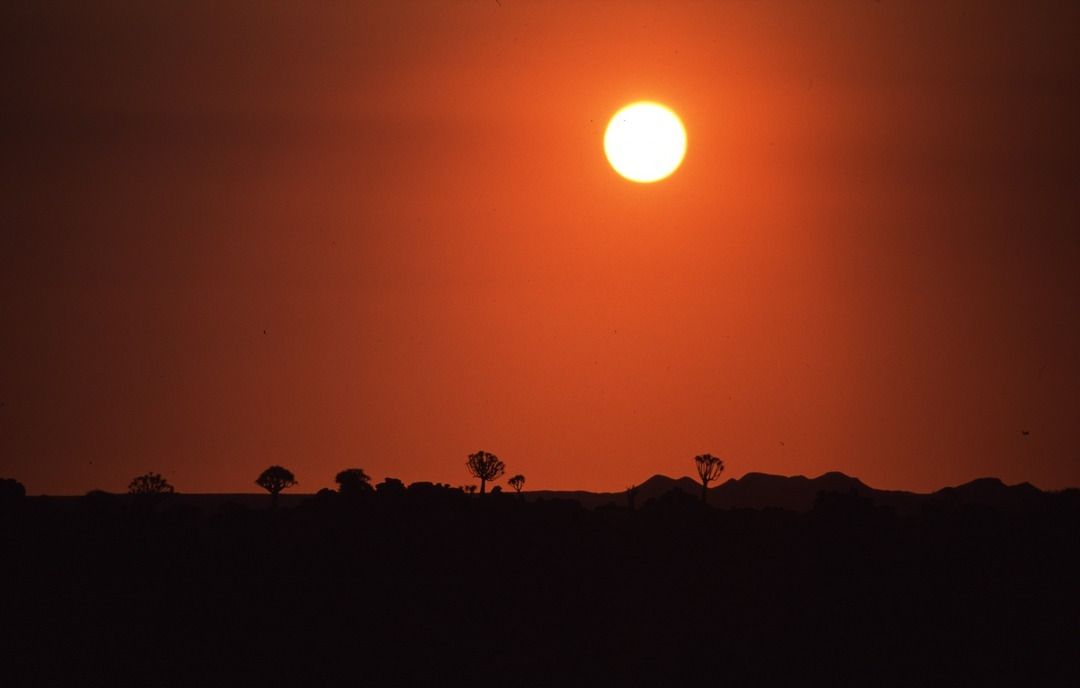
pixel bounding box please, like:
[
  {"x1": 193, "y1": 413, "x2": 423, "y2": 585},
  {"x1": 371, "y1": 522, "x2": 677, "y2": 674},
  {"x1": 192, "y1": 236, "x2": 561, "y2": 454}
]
[
  {"x1": 256, "y1": 465, "x2": 297, "y2": 509},
  {"x1": 465, "y1": 450, "x2": 505, "y2": 495},
  {"x1": 694, "y1": 454, "x2": 725, "y2": 503},
  {"x1": 508, "y1": 474, "x2": 526, "y2": 495},
  {"x1": 335, "y1": 468, "x2": 374, "y2": 498}
]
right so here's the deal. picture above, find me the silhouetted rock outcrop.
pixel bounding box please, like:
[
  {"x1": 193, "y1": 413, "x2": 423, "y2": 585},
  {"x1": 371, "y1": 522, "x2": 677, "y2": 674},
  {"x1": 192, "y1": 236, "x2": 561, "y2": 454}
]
[{"x1": 932, "y1": 476, "x2": 1044, "y2": 510}]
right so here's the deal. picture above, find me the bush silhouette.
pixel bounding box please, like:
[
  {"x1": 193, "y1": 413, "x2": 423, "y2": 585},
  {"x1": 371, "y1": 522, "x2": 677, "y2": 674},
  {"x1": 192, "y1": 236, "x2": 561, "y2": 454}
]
[
  {"x1": 255, "y1": 465, "x2": 297, "y2": 508},
  {"x1": 128, "y1": 472, "x2": 175, "y2": 496},
  {"x1": 0, "y1": 477, "x2": 26, "y2": 502},
  {"x1": 335, "y1": 468, "x2": 374, "y2": 497}
]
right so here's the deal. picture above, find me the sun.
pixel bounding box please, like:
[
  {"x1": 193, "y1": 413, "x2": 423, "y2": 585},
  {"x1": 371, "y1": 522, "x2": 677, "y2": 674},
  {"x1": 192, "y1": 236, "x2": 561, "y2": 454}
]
[{"x1": 604, "y1": 101, "x2": 687, "y2": 183}]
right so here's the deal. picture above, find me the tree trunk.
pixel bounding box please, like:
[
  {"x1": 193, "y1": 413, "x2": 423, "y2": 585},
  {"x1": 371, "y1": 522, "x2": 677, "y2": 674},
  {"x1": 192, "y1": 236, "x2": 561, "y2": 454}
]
[
  {"x1": 701, "y1": 482, "x2": 708, "y2": 504},
  {"x1": 271, "y1": 491, "x2": 279, "y2": 509},
  {"x1": 480, "y1": 478, "x2": 487, "y2": 495}
]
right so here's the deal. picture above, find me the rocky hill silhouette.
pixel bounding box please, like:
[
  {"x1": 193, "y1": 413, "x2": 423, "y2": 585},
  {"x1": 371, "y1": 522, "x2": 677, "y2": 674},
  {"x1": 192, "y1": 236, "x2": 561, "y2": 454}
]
[
  {"x1": 932, "y1": 476, "x2": 1044, "y2": 508},
  {"x1": 528, "y1": 471, "x2": 1058, "y2": 512}
]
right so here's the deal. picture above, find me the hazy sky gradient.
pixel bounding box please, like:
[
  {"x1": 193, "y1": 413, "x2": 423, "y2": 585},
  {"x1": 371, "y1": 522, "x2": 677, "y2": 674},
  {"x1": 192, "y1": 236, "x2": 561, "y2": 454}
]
[{"x1": 3, "y1": 1, "x2": 1078, "y2": 494}]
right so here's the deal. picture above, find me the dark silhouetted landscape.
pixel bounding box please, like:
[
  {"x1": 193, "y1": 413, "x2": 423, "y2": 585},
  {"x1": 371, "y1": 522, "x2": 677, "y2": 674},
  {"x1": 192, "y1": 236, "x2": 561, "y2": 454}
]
[{"x1": 2, "y1": 468, "x2": 1077, "y2": 686}]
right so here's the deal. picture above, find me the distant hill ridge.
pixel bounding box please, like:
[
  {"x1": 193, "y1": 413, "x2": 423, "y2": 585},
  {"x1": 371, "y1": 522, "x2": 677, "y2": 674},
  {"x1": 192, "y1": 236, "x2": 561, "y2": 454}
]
[{"x1": 526, "y1": 471, "x2": 1057, "y2": 512}]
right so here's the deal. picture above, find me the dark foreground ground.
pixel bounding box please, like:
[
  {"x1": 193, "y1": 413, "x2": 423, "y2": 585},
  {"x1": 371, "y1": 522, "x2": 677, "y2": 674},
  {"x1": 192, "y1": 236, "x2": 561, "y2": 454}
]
[{"x1": 2, "y1": 486, "x2": 1078, "y2": 687}]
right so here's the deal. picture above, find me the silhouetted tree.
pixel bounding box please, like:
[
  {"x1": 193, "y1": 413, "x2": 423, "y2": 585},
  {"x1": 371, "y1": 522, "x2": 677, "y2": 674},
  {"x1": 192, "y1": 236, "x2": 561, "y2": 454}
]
[
  {"x1": 256, "y1": 465, "x2": 297, "y2": 508},
  {"x1": 694, "y1": 454, "x2": 725, "y2": 504},
  {"x1": 0, "y1": 477, "x2": 26, "y2": 502},
  {"x1": 128, "y1": 472, "x2": 175, "y2": 496},
  {"x1": 335, "y1": 468, "x2": 374, "y2": 497},
  {"x1": 465, "y1": 450, "x2": 505, "y2": 495},
  {"x1": 508, "y1": 474, "x2": 526, "y2": 495}
]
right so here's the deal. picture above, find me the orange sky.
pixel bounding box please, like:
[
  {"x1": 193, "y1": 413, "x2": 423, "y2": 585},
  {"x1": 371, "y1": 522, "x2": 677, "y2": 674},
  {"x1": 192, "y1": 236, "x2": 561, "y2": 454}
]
[{"x1": 3, "y1": 1, "x2": 1078, "y2": 494}]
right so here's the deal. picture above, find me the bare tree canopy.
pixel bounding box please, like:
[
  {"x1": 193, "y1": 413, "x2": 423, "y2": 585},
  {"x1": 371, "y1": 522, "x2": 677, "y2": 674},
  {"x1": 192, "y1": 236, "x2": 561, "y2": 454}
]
[
  {"x1": 694, "y1": 454, "x2": 725, "y2": 503},
  {"x1": 465, "y1": 450, "x2": 505, "y2": 494},
  {"x1": 128, "y1": 472, "x2": 175, "y2": 496}
]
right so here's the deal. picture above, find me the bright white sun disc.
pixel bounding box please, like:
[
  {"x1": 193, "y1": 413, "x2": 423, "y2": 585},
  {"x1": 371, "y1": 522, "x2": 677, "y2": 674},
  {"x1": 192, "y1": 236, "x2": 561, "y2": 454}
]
[{"x1": 604, "y1": 102, "x2": 687, "y2": 183}]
